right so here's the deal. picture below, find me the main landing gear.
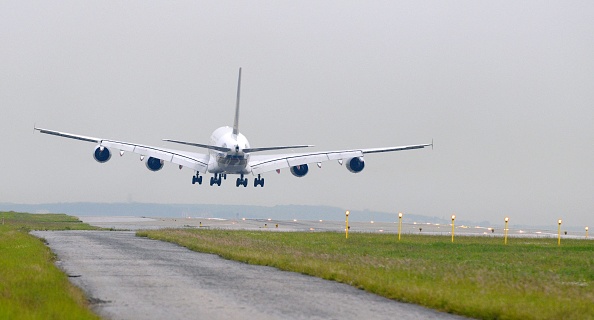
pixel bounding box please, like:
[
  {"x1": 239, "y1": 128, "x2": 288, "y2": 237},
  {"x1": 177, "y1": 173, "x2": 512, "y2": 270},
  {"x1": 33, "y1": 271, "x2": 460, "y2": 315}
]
[
  {"x1": 236, "y1": 174, "x2": 248, "y2": 187},
  {"x1": 235, "y1": 174, "x2": 264, "y2": 187},
  {"x1": 192, "y1": 173, "x2": 263, "y2": 187},
  {"x1": 254, "y1": 174, "x2": 264, "y2": 187},
  {"x1": 209, "y1": 173, "x2": 223, "y2": 186},
  {"x1": 191, "y1": 173, "x2": 203, "y2": 185}
]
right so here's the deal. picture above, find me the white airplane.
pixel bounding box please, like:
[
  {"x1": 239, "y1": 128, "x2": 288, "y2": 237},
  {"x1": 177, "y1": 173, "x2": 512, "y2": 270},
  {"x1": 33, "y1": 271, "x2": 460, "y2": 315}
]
[{"x1": 35, "y1": 68, "x2": 432, "y2": 188}]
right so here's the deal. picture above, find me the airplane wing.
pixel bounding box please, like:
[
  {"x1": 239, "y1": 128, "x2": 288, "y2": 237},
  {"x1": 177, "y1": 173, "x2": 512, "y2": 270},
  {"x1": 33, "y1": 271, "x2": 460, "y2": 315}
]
[
  {"x1": 248, "y1": 142, "x2": 432, "y2": 175},
  {"x1": 35, "y1": 127, "x2": 210, "y2": 173}
]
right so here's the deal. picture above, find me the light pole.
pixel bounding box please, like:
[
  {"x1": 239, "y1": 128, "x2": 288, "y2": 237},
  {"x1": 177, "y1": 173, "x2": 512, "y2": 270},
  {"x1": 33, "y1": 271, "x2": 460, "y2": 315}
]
[
  {"x1": 586, "y1": 226, "x2": 589, "y2": 239},
  {"x1": 451, "y1": 214, "x2": 456, "y2": 243},
  {"x1": 557, "y1": 219, "x2": 562, "y2": 246},
  {"x1": 344, "y1": 210, "x2": 349, "y2": 239},
  {"x1": 398, "y1": 212, "x2": 403, "y2": 241},
  {"x1": 504, "y1": 217, "x2": 509, "y2": 245}
]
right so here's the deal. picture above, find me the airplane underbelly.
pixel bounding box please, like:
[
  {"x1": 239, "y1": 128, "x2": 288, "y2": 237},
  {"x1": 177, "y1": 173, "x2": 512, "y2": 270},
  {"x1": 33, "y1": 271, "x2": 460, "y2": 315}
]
[{"x1": 214, "y1": 155, "x2": 249, "y2": 174}]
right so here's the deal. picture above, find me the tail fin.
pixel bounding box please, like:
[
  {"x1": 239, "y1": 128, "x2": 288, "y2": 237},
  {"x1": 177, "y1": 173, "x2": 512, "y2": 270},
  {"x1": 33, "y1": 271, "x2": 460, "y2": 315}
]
[{"x1": 233, "y1": 68, "x2": 242, "y2": 136}]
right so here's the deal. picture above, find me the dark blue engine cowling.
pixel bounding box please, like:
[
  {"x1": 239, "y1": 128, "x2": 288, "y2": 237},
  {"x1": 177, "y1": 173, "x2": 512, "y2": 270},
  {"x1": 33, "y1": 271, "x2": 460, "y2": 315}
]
[
  {"x1": 290, "y1": 164, "x2": 309, "y2": 177},
  {"x1": 346, "y1": 157, "x2": 365, "y2": 173},
  {"x1": 93, "y1": 146, "x2": 111, "y2": 163},
  {"x1": 146, "y1": 157, "x2": 164, "y2": 171}
]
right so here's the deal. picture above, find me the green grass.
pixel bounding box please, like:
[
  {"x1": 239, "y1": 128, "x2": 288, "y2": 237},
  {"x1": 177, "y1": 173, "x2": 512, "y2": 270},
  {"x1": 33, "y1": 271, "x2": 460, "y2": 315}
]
[
  {"x1": 138, "y1": 229, "x2": 594, "y2": 320},
  {"x1": 0, "y1": 212, "x2": 100, "y2": 320}
]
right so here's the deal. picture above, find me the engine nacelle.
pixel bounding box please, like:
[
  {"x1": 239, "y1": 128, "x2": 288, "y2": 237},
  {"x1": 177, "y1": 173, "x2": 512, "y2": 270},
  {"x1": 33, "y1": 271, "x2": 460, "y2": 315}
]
[
  {"x1": 290, "y1": 164, "x2": 309, "y2": 177},
  {"x1": 346, "y1": 157, "x2": 365, "y2": 173},
  {"x1": 93, "y1": 146, "x2": 111, "y2": 163},
  {"x1": 146, "y1": 157, "x2": 164, "y2": 171}
]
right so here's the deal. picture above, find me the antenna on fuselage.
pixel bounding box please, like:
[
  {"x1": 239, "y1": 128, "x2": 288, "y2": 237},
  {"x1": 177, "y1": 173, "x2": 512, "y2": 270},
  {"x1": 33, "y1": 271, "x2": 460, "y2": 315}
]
[{"x1": 232, "y1": 68, "x2": 242, "y2": 136}]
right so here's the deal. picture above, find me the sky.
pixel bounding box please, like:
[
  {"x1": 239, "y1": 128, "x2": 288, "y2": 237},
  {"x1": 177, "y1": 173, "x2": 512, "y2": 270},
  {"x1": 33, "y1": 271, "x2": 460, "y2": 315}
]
[{"x1": 1, "y1": 1, "x2": 593, "y2": 227}]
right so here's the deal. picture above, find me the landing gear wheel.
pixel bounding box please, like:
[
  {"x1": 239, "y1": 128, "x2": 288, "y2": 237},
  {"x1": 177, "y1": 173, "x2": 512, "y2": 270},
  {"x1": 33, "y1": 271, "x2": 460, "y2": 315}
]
[
  {"x1": 253, "y1": 175, "x2": 265, "y2": 187},
  {"x1": 192, "y1": 174, "x2": 203, "y2": 185}
]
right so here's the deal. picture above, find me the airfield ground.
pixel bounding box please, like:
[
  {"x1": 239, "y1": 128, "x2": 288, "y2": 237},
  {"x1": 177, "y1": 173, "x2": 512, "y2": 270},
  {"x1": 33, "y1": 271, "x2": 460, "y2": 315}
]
[
  {"x1": 80, "y1": 215, "x2": 588, "y2": 240},
  {"x1": 78, "y1": 216, "x2": 594, "y2": 319},
  {"x1": 3, "y1": 213, "x2": 592, "y2": 319}
]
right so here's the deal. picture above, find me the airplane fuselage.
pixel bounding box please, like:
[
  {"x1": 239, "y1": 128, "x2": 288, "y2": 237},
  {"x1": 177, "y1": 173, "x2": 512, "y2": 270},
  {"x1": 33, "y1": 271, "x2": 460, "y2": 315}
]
[{"x1": 208, "y1": 126, "x2": 251, "y2": 174}]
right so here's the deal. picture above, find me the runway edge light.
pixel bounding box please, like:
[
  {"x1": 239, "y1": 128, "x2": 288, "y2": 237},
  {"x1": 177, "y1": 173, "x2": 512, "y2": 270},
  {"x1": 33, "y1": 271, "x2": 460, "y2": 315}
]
[
  {"x1": 398, "y1": 212, "x2": 403, "y2": 241},
  {"x1": 504, "y1": 217, "x2": 509, "y2": 245},
  {"x1": 557, "y1": 219, "x2": 562, "y2": 246},
  {"x1": 451, "y1": 214, "x2": 456, "y2": 243},
  {"x1": 345, "y1": 211, "x2": 350, "y2": 239}
]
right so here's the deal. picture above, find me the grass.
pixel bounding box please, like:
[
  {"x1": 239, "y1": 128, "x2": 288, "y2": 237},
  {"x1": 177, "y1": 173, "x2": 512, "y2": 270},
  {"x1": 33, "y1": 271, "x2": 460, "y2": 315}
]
[
  {"x1": 0, "y1": 211, "x2": 100, "y2": 320},
  {"x1": 137, "y1": 229, "x2": 594, "y2": 320}
]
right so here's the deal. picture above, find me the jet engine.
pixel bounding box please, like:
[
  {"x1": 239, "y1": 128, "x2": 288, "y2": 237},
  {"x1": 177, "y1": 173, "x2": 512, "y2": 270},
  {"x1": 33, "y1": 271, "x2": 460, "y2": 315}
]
[
  {"x1": 290, "y1": 164, "x2": 309, "y2": 177},
  {"x1": 146, "y1": 157, "x2": 164, "y2": 171},
  {"x1": 346, "y1": 157, "x2": 365, "y2": 173},
  {"x1": 93, "y1": 146, "x2": 111, "y2": 163}
]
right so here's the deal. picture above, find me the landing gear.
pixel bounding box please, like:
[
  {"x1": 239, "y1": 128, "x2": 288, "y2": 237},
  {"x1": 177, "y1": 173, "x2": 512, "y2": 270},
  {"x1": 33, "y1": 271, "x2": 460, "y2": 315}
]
[
  {"x1": 202, "y1": 173, "x2": 264, "y2": 187},
  {"x1": 254, "y1": 174, "x2": 265, "y2": 187},
  {"x1": 191, "y1": 173, "x2": 203, "y2": 185},
  {"x1": 210, "y1": 174, "x2": 222, "y2": 186},
  {"x1": 236, "y1": 174, "x2": 248, "y2": 187}
]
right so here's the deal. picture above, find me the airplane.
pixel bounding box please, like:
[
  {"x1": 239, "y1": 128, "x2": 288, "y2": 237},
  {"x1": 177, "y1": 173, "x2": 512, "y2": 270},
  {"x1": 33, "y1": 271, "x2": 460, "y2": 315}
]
[{"x1": 35, "y1": 68, "x2": 432, "y2": 188}]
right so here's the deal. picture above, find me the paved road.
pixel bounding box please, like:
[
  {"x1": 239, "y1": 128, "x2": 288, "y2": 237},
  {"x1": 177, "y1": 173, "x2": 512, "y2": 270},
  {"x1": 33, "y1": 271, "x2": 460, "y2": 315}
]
[{"x1": 33, "y1": 230, "x2": 467, "y2": 320}]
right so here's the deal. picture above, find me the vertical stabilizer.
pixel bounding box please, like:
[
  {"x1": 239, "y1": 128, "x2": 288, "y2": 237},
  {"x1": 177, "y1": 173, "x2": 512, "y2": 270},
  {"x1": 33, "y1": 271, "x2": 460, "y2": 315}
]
[{"x1": 233, "y1": 68, "x2": 242, "y2": 136}]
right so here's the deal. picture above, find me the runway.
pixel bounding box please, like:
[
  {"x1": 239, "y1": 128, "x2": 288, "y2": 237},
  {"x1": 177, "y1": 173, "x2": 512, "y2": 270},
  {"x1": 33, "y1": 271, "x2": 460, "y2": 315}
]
[
  {"x1": 33, "y1": 230, "x2": 467, "y2": 320},
  {"x1": 77, "y1": 215, "x2": 581, "y2": 239}
]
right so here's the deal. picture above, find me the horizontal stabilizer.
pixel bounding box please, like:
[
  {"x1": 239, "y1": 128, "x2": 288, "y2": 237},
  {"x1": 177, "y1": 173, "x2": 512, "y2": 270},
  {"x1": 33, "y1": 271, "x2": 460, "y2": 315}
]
[
  {"x1": 243, "y1": 145, "x2": 314, "y2": 153},
  {"x1": 163, "y1": 139, "x2": 232, "y2": 152}
]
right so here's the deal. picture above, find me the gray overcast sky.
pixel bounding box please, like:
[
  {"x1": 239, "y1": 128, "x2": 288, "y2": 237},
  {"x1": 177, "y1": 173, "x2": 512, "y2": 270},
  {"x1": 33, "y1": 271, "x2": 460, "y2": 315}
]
[{"x1": 2, "y1": 1, "x2": 593, "y2": 226}]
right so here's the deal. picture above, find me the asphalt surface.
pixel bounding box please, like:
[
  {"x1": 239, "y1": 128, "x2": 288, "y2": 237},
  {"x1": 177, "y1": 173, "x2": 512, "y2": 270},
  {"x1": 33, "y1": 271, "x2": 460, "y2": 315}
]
[{"x1": 33, "y1": 230, "x2": 468, "y2": 320}]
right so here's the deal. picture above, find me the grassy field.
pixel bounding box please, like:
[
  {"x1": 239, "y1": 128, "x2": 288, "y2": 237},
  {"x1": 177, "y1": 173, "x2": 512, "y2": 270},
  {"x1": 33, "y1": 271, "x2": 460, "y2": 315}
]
[
  {"x1": 0, "y1": 211, "x2": 100, "y2": 320},
  {"x1": 138, "y1": 228, "x2": 594, "y2": 320}
]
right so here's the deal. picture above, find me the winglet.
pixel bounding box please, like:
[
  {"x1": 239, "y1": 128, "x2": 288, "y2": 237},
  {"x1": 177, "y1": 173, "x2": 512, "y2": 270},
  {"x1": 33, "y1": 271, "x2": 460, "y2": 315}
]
[
  {"x1": 431, "y1": 138, "x2": 434, "y2": 150},
  {"x1": 232, "y1": 68, "x2": 242, "y2": 136}
]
